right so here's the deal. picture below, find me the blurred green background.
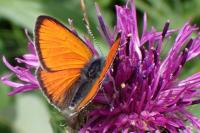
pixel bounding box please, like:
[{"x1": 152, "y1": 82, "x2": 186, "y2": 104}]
[{"x1": 0, "y1": 0, "x2": 200, "y2": 133}]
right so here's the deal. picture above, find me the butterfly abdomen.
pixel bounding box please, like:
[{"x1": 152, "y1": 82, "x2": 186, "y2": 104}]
[{"x1": 68, "y1": 58, "x2": 105, "y2": 111}]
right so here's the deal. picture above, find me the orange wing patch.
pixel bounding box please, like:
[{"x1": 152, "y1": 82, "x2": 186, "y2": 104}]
[
  {"x1": 35, "y1": 16, "x2": 93, "y2": 71},
  {"x1": 37, "y1": 68, "x2": 81, "y2": 109},
  {"x1": 77, "y1": 35, "x2": 121, "y2": 110}
]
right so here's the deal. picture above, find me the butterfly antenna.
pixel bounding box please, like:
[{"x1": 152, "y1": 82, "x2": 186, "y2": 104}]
[{"x1": 80, "y1": 0, "x2": 103, "y2": 56}]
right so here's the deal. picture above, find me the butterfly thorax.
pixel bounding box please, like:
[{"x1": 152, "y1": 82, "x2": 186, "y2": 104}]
[{"x1": 82, "y1": 57, "x2": 105, "y2": 80}]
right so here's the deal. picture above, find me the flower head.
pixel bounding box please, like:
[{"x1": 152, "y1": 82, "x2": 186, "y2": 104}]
[
  {"x1": 1, "y1": 39, "x2": 39, "y2": 96},
  {"x1": 80, "y1": 1, "x2": 200, "y2": 132},
  {"x1": 1, "y1": 0, "x2": 200, "y2": 132}
]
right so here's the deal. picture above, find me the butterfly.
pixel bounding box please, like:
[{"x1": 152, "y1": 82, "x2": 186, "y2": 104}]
[{"x1": 35, "y1": 15, "x2": 121, "y2": 117}]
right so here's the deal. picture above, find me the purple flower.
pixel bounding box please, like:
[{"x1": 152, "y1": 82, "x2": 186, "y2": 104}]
[
  {"x1": 1, "y1": 0, "x2": 200, "y2": 132},
  {"x1": 1, "y1": 37, "x2": 39, "y2": 96},
  {"x1": 79, "y1": 1, "x2": 200, "y2": 132}
]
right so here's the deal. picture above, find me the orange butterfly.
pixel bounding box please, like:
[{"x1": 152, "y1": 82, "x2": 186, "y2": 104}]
[{"x1": 35, "y1": 16, "x2": 121, "y2": 117}]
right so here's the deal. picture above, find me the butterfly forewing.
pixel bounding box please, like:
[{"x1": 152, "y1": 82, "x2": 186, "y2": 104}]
[{"x1": 35, "y1": 16, "x2": 93, "y2": 71}]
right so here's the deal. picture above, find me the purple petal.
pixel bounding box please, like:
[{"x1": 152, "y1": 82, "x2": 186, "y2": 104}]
[
  {"x1": 1, "y1": 74, "x2": 24, "y2": 87},
  {"x1": 3, "y1": 56, "x2": 19, "y2": 74},
  {"x1": 187, "y1": 33, "x2": 200, "y2": 60},
  {"x1": 84, "y1": 37, "x2": 99, "y2": 56},
  {"x1": 16, "y1": 56, "x2": 38, "y2": 67},
  {"x1": 181, "y1": 110, "x2": 200, "y2": 130},
  {"x1": 28, "y1": 42, "x2": 36, "y2": 55},
  {"x1": 95, "y1": 3, "x2": 114, "y2": 45},
  {"x1": 176, "y1": 72, "x2": 200, "y2": 89},
  {"x1": 8, "y1": 84, "x2": 38, "y2": 96}
]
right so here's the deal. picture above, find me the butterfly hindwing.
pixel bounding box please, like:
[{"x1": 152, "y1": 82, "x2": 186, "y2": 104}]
[{"x1": 37, "y1": 68, "x2": 81, "y2": 109}]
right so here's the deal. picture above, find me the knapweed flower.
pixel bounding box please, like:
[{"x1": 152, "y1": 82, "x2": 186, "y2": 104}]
[
  {"x1": 1, "y1": 36, "x2": 39, "y2": 96},
  {"x1": 80, "y1": 1, "x2": 200, "y2": 133},
  {"x1": 1, "y1": 0, "x2": 200, "y2": 132}
]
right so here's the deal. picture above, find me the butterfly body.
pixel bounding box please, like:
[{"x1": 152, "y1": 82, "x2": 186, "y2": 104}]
[
  {"x1": 69, "y1": 57, "x2": 105, "y2": 110},
  {"x1": 35, "y1": 15, "x2": 121, "y2": 117}
]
